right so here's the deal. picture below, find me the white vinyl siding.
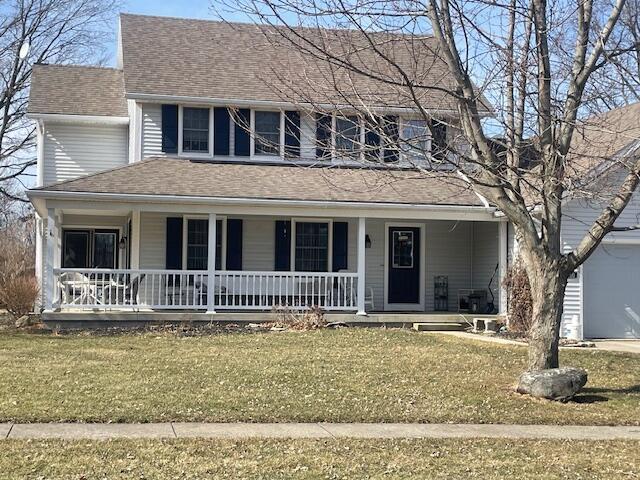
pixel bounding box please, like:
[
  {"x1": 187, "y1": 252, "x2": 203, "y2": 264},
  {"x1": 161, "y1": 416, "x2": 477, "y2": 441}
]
[
  {"x1": 139, "y1": 213, "x2": 358, "y2": 273},
  {"x1": 43, "y1": 123, "x2": 128, "y2": 185}
]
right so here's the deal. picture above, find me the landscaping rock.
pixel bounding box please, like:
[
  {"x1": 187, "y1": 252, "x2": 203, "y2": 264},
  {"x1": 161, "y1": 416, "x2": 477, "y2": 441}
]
[
  {"x1": 517, "y1": 367, "x2": 588, "y2": 401},
  {"x1": 15, "y1": 315, "x2": 30, "y2": 328}
]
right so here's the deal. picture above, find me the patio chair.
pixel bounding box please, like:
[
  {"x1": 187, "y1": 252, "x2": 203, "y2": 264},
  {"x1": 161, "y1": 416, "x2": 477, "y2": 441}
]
[
  {"x1": 59, "y1": 271, "x2": 96, "y2": 306},
  {"x1": 108, "y1": 274, "x2": 146, "y2": 308},
  {"x1": 336, "y1": 270, "x2": 374, "y2": 311}
]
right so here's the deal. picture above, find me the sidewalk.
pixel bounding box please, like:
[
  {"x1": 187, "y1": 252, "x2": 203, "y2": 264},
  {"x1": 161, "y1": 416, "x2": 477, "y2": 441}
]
[{"x1": 2, "y1": 423, "x2": 639, "y2": 440}]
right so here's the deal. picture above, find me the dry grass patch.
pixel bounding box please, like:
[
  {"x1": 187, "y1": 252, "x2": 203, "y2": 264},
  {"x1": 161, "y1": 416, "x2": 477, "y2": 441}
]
[
  {"x1": 0, "y1": 438, "x2": 638, "y2": 479},
  {"x1": 0, "y1": 328, "x2": 638, "y2": 424}
]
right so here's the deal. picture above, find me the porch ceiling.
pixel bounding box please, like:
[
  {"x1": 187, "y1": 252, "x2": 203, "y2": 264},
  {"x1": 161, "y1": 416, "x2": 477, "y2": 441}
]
[{"x1": 31, "y1": 158, "x2": 487, "y2": 207}]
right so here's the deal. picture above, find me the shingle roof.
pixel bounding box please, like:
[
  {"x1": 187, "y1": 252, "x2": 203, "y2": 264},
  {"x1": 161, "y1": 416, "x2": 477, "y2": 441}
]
[
  {"x1": 567, "y1": 102, "x2": 640, "y2": 177},
  {"x1": 120, "y1": 14, "x2": 491, "y2": 113},
  {"x1": 35, "y1": 158, "x2": 485, "y2": 206},
  {"x1": 28, "y1": 64, "x2": 127, "y2": 117}
]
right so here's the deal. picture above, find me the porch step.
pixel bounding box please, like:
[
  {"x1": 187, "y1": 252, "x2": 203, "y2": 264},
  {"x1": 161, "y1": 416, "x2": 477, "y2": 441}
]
[{"x1": 412, "y1": 322, "x2": 467, "y2": 332}]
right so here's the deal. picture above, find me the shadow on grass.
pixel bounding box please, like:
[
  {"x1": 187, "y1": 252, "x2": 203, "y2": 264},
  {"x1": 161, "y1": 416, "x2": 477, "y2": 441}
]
[
  {"x1": 582, "y1": 385, "x2": 640, "y2": 395},
  {"x1": 571, "y1": 394, "x2": 609, "y2": 404}
]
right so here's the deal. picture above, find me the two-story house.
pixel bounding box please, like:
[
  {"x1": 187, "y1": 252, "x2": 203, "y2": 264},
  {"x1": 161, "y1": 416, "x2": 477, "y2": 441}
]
[{"x1": 26, "y1": 13, "x2": 640, "y2": 339}]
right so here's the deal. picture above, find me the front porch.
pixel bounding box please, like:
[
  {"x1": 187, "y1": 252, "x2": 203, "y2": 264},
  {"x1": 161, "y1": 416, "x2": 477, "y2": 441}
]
[{"x1": 38, "y1": 207, "x2": 509, "y2": 319}]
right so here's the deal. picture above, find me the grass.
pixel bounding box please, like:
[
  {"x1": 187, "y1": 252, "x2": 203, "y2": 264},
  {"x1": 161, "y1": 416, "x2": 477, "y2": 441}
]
[
  {"x1": 0, "y1": 328, "x2": 638, "y2": 424},
  {"x1": 1, "y1": 438, "x2": 639, "y2": 479}
]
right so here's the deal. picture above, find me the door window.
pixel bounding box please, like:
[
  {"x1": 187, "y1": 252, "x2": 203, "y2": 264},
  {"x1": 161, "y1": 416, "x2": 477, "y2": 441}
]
[{"x1": 392, "y1": 230, "x2": 414, "y2": 268}]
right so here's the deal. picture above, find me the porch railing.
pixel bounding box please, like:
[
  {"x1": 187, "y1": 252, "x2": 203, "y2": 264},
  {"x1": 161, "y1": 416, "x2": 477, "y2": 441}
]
[{"x1": 53, "y1": 268, "x2": 359, "y2": 311}]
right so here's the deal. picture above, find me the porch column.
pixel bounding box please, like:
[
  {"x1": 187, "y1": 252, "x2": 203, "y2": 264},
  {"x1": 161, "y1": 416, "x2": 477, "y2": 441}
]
[
  {"x1": 206, "y1": 213, "x2": 217, "y2": 314},
  {"x1": 44, "y1": 207, "x2": 58, "y2": 311},
  {"x1": 356, "y1": 216, "x2": 367, "y2": 316},
  {"x1": 130, "y1": 210, "x2": 141, "y2": 269},
  {"x1": 498, "y1": 221, "x2": 508, "y2": 315}
]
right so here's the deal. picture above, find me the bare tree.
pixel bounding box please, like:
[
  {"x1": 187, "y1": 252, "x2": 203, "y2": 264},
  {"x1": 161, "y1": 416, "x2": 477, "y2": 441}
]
[
  {"x1": 0, "y1": 0, "x2": 118, "y2": 201},
  {"x1": 216, "y1": 0, "x2": 640, "y2": 372}
]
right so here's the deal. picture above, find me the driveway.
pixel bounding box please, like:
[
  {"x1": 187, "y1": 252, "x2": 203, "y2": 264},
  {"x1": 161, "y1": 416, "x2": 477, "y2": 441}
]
[{"x1": 592, "y1": 340, "x2": 640, "y2": 354}]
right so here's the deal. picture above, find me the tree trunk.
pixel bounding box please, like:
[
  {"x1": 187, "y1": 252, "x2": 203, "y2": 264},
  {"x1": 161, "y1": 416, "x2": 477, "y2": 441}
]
[{"x1": 524, "y1": 258, "x2": 569, "y2": 371}]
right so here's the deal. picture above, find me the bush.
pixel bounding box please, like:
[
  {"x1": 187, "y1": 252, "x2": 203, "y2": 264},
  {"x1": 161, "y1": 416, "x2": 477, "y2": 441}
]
[
  {"x1": 502, "y1": 260, "x2": 533, "y2": 335},
  {"x1": 0, "y1": 274, "x2": 39, "y2": 319},
  {"x1": 0, "y1": 224, "x2": 38, "y2": 319}
]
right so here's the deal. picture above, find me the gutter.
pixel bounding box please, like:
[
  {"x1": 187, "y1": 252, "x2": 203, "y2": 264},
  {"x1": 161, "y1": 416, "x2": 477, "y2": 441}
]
[
  {"x1": 27, "y1": 113, "x2": 130, "y2": 125},
  {"x1": 27, "y1": 189, "x2": 497, "y2": 214}
]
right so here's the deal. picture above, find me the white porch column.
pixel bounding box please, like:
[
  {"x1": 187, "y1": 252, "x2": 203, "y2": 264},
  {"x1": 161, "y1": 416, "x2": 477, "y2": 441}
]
[
  {"x1": 356, "y1": 216, "x2": 367, "y2": 316},
  {"x1": 498, "y1": 221, "x2": 508, "y2": 315},
  {"x1": 130, "y1": 210, "x2": 141, "y2": 269},
  {"x1": 206, "y1": 213, "x2": 217, "y2": 314},
  {"x1": 44, "y1": 207, "x2": 58, "y2": 311}
]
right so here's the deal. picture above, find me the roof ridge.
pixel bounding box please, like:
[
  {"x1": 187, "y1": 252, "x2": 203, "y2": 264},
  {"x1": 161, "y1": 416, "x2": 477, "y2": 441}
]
[
  {"x1": 33, "y1": 63, "x2": 122, "y2": 72},
  {"x1": 119, "y1": 12, "x2": 435, "y2": 39}
]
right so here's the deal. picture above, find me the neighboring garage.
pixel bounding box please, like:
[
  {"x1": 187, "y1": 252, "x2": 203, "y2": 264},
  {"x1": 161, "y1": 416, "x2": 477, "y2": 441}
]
[{"x1": 583, "y1": 244, "x2": 640, "y2": 339}]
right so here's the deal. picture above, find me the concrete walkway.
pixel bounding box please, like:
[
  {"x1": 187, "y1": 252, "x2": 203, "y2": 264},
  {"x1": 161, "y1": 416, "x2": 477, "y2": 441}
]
[{"x1": 2, "y1": 423, "x2": 639, "y2": 440}]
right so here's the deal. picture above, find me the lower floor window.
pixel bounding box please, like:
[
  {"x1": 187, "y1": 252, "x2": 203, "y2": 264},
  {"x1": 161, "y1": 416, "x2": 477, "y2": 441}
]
[
  {"x1": 186, "y1": 219, "x2": 222, "y2": 270},
  {"x1": 62, "y1": 229, "x2": 119, "y2": 269},
  {"x1": 295, "y1": 222, "x2": 329, "y2": 272}
]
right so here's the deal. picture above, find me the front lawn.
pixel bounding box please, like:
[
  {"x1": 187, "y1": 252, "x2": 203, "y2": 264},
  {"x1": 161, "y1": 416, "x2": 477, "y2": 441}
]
[
  {"x1": 0, "y1": 328, "x2": 638, "y2": 424},
  {"x1": 1, "y1": 438, "x2": 638, "y2": 479}
]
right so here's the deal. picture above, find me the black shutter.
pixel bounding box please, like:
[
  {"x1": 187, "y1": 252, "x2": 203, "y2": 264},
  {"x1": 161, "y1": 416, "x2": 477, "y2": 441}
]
[
  {"x1": 431, "y1": 120, "x2": 447, "y2": 161},
  {"x1": 234, "y1": 108, "x2": 251, "y2": 156},
  {"x1": 161, "y1": 105, "x2": 178, "y2": 154},
  {"x1": 332, "y1": 222, "x2": 348, "y2": 271},
  {"x1": 214, "y1": 107, "x2": 231, "y2": 156},
  {"x1": 274, "y1": 220, "x2": 291, "y2": 271},
  {"x1": 364, "y1": 117, "x2": 381, "y2": 162},
  {"x1": 315, "y1": 113, "x2": 332, "y2": 160},
  {"x1": 383, "y1": 115, "x2": 399, "y2": 162},
  {"x1": 165, "y1": 217, "x2": 183, "y2": 269},
  {"x1": 226, "y1": 219, "x2": 243, "y2": 270},
  {"x1": 284, "y1": 111, "x2": 301, "y2": 159}
]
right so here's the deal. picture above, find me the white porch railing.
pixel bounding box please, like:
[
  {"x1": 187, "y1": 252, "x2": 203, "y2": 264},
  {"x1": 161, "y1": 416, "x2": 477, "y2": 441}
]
[{"x1": 53, "y1": 268, "x2": 359, "y2": 311}]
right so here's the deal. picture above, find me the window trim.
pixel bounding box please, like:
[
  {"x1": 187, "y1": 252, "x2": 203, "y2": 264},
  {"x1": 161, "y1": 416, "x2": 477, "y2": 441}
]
[
  {"x1": 181, "y1": 215, "x2": 227, "y2": 271},
  {"x1": 178, "y1": 105, "x2": 213, "y2": 157},
  {"x1": 290, "y1": 218, "x2": 333, "y2": 272}
]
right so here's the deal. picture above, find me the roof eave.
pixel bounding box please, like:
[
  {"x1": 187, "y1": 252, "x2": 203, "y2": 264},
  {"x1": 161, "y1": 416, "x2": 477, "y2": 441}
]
[{"x1": 27, "y1": 113, "x2": 130, "y2": 125}]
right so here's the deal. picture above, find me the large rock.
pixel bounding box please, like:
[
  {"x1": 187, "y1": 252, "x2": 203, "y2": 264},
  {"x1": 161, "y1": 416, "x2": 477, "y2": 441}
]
[{"x1": 517, "y1": 367, "x2": 588, "y2": 401}]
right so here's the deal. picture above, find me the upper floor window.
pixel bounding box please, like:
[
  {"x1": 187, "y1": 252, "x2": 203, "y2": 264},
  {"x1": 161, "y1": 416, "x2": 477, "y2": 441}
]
[
  {"x1": 183, "y1": 107, "x2": 210, "y2": 153},
  {"x1": 335, "y1": 116, "x2": 360, "y2": 157},
  {"x1": 402, "y1": 119, "x2": 430, "y2": 161},
  {"x1": 254, "y1": 111, "x2": 280, "y2": 156}
]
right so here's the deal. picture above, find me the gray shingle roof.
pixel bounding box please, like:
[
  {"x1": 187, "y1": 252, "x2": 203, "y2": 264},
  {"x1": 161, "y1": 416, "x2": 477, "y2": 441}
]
[
  {"x1": 35, "y1": 157, "x2": 485, "y2": 206},
  {"x1": 28, "y1": 64, "x2": 127, "y2": 117},
  {"x1": 120, "y1": 14, "x2": 490, "y2": 113}
]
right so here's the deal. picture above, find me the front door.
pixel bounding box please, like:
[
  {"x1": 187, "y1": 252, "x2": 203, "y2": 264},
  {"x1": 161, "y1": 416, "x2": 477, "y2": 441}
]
[{"x1": 387, "y1": 226, "x2": 421, "y2": 305}]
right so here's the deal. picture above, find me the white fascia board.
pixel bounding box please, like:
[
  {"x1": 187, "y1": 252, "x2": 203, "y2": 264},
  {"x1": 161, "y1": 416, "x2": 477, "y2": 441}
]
[
  {"x1": 27, "y1": 189, "x2": 498, "y2": 221},
  {"x1": 127, "y1": 92, "x2": 492, "y2": 118},
  {"x1": 27, "y1": 113, "x2": 130, "y2": 125}
]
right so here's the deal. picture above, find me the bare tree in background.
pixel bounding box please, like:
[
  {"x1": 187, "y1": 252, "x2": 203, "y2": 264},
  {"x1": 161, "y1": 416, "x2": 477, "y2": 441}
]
[
  {"x1": 217, "y1": 0, "x2": 640, "y2": 373},
  {"x1": 0, "y1": 0, "x2": 118, "y2": 201}
]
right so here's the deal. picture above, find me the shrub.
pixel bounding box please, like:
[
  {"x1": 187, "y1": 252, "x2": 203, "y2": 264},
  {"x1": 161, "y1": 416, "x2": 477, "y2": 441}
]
[
  {"x1": 502, "y1": 259, "x2": 533, "y2": 335},
  {"x1": 0, "y1": 274, "x2": 39, "y2": 319},
  {"x1": 0, "y1": 226, "x2": 38, "y2": 319}
]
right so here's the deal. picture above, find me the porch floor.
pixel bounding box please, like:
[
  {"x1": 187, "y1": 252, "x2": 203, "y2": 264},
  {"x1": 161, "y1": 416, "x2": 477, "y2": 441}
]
[{"x1": 41, "y1": 310, "x2": 501, "y2": 329}]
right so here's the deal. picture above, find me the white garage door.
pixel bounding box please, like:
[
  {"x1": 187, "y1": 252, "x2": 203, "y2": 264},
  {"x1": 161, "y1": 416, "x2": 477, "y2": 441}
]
[{"x1": 584, "y1": 244, "x2": 640, "y2": 339}]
